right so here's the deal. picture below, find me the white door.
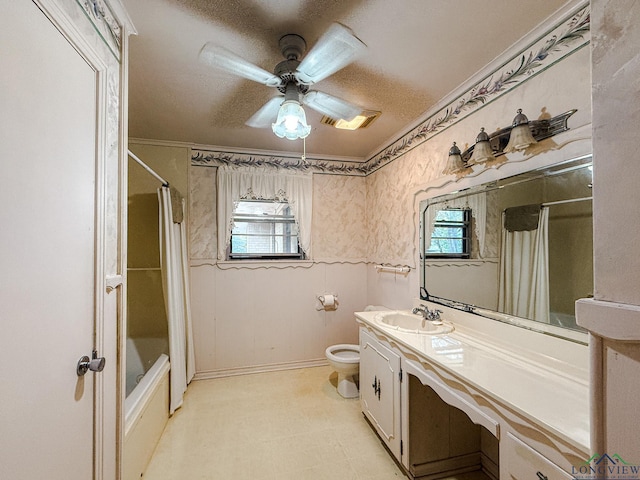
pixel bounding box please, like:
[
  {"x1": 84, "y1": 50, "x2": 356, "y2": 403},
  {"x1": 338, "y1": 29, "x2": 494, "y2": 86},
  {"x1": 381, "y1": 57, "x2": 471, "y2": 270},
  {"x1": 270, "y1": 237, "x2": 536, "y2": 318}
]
[{"x1": 0, "y1": 2, "x2": 99, "y2": 479}]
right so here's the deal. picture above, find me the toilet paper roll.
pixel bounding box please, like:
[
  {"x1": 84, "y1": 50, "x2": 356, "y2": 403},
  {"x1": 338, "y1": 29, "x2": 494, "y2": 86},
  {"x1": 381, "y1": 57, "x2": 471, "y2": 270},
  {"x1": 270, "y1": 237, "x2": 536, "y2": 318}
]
[{"x1": 321, "y1": 294, "x2": 336, "y2": 308}]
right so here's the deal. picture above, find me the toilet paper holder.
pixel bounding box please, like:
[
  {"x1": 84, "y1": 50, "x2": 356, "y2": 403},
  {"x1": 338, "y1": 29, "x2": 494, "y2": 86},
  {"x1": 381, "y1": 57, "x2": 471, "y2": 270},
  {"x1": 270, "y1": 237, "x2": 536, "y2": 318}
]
[{"x1": 316, "y1": 293, "x2": 338, "y2": 311}]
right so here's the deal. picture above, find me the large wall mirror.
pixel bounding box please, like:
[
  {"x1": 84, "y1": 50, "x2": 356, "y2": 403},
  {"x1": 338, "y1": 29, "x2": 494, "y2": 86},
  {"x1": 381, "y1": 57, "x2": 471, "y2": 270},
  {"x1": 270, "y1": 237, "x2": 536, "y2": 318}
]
[{"x1": 420, "y1": 156, "x2": 593, "y2": 343}]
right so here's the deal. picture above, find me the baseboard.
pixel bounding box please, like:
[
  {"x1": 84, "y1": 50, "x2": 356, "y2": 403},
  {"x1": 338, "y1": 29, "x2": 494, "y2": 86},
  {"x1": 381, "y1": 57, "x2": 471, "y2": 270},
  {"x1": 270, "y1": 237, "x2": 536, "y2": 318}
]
[
  {"x1": 192, "y1": 358, "x2": 329, "y2": 380},
  {"x1": 412, "y1": 452, "x2": 481, "y2": 479}
]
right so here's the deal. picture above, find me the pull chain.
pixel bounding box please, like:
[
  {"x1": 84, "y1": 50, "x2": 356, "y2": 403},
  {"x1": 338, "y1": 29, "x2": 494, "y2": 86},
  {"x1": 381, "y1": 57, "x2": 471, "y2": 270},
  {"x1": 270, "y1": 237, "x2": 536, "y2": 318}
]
[{"x1": 302, "y1": 136, "x2": 306, "y2": 163}]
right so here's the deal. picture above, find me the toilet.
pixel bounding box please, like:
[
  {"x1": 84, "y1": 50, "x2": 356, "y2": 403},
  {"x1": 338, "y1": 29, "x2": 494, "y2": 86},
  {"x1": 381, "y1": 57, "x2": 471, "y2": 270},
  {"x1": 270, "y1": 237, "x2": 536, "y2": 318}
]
[{"x1": 325, "y1": 344, "x2": 360, "y2": 398}]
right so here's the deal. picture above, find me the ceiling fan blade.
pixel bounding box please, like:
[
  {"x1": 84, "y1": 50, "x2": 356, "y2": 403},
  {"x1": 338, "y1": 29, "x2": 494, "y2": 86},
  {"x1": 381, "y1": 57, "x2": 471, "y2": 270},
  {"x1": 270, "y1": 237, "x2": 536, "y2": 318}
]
[
  {"x1": 302, "y1": 90, "x2": 362, "y2": 121},
  {"x1": 295, "y1": 23, "x2": 366, "y2": 85},
  {"x1": 245, "y1": 96, "x2": 284, "y2": 128},
  {"x1": 199, "y1": 43, "x2": 283, "y2": 87}
]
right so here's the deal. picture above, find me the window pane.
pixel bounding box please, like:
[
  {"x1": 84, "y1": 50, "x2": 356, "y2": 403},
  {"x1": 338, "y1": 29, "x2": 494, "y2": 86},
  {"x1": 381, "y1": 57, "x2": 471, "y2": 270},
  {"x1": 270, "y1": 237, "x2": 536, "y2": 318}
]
[
  {"x1": 426, "y1": 208, "x2": 470, "y2": 257},
  {"x1": 231, "y1": 235, "x2": 247, "y2": 253},
  {"x1": 427, "y1": 238, "x2": 463, "y2": 254},
  {"x1": 435, "y1": 210, "x2": 464, "y2": 222},
  {"x1": 234, "y1": 201, "x2": 291, "y2": 216},
  {"x1": 432, "y1": 226, "x2": 464, "y2": 238},
  {"x1": 230, "y1": 200, "x2": 302, "y2": 258}
]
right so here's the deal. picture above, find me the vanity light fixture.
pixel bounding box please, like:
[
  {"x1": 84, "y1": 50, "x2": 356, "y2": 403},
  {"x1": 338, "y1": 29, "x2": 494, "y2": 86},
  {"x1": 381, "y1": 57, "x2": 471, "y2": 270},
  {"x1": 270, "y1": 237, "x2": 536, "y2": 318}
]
[
  {"x1": 442, "y1": 142, "x2": 465, "y2": 175},
  {"x1": 468, "y1": 127, "x2": 495, "y2": 165},
  {"x1": 503, "y1": 109, "x2": 537, "y2": 152},
  {"x1": 445, "y1": 109, "x2": 577, "y2": 177}
]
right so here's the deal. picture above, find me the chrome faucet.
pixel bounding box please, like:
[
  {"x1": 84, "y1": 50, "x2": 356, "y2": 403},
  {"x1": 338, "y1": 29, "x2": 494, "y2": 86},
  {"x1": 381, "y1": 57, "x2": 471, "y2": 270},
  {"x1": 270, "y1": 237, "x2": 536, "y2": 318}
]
[{"x1": 412, "y1": 304, "x2": 443, "y2": 322}]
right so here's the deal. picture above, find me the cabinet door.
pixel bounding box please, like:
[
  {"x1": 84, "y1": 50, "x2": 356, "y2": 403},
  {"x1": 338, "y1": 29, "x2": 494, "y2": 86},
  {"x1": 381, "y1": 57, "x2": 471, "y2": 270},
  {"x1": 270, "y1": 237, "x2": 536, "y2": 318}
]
[{"x1": 360, "y1": 328, "x2": 402, "y2": 459}]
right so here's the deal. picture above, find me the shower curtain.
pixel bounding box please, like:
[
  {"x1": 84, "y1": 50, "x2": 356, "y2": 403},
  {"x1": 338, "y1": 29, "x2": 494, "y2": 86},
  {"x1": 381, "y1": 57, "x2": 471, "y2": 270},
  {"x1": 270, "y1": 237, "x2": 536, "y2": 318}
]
[
  {"x1": 498, "y1": 207, "x2": 550, "y2": 323},
  {"x1": 158, "y1": 186, "x2": 195, "y2": 414}
]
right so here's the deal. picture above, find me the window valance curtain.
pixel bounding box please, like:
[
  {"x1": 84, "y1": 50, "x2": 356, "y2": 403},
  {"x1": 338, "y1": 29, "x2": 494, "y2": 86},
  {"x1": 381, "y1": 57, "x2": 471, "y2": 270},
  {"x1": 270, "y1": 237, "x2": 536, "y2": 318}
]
[
  {"x1": 217, "y1": 167, "x2": 313, "y2": 260},
  {"x1": 424, "y1": 192, "x2": 487, "y2": 257}
]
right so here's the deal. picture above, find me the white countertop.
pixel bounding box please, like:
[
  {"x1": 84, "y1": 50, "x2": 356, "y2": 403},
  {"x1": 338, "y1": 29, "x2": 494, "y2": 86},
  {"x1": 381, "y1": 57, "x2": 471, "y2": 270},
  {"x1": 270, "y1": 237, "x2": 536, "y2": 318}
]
[{"x1": 355, "y1": 307, "x2": 590, "y2": 451}]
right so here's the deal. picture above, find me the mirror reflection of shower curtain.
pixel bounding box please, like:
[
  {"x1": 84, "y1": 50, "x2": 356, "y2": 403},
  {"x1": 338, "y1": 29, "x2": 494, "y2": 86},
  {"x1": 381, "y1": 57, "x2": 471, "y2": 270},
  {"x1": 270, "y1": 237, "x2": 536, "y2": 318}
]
[
  {"x1": 158, "y1": 186, "x2": 195, "y2": 414},
  {"x1": 498, "y1": 207, "x2": 550, "y2": 323}
]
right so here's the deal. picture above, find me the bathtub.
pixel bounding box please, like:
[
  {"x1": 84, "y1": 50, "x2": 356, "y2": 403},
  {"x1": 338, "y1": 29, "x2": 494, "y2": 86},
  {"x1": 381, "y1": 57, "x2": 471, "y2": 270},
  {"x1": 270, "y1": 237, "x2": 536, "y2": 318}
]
[
  {"x1": 125, "y1": 336, "x2": 168, "y2": 397},
  {"x1": 123, "y1": 337, "x2": 170, "y2": 480}
]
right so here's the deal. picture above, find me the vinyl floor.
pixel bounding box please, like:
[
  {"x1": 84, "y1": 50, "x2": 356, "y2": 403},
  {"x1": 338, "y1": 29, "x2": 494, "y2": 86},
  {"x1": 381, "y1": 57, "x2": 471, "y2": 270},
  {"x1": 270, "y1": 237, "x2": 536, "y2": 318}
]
[{"x1": 141, "y1": 365, "x2": 408, "y2": 479}]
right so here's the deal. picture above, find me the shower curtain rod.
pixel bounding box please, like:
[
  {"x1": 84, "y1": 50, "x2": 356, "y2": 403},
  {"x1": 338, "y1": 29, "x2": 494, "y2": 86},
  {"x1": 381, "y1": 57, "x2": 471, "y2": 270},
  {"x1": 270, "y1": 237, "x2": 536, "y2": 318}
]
[
  {"x1": 127, "y1": 150, "x2": 169, "y2": 187},
  {"x1": 542, "y1": 196, "x2": 592, "y2": 207}
]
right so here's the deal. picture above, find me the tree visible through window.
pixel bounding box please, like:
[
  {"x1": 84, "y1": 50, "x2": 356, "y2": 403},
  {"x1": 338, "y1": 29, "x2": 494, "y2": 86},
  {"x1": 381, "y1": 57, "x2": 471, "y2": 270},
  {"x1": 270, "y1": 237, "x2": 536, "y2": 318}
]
[
  {"x1": 425, "y1": 209, "x2": 471, "y2": 258},
  {"x1": 229, "y1": 200, "x2": 303, "y2": 259}
]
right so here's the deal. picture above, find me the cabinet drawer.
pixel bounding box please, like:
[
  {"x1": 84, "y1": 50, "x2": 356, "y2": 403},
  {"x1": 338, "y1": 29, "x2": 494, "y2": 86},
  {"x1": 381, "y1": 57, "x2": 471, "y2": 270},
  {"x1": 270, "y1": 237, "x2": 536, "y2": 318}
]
[{"x1": 505, "y1": 433, "x2": 573, "y2": 480}]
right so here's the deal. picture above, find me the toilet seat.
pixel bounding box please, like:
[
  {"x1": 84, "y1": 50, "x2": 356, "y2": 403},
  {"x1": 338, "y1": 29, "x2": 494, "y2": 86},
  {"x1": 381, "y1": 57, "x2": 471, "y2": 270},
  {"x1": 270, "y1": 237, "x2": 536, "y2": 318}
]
[{"x1": 325, "y1": 344, "x2": 359, "y2": 363}]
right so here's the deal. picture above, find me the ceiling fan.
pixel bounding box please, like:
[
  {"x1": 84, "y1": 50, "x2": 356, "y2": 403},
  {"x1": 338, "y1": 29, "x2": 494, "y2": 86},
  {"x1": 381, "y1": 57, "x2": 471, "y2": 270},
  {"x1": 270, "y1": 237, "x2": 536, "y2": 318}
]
[{"x1": 199, "y1": 23, "x2": 369, "y2": 139}]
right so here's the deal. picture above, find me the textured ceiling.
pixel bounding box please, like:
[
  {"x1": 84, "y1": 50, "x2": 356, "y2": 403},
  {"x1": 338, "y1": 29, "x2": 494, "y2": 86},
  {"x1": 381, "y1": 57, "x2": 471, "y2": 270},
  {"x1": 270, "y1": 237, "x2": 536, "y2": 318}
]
[{"x1": 124, "y1": 0, "x2": 568, "y2": 161}]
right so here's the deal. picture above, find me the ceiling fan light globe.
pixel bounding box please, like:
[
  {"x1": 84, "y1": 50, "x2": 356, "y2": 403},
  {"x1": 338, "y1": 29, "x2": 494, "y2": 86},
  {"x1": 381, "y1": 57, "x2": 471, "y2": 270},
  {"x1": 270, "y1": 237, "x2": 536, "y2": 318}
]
[{"x1": 272, "y1": 100, "x2": 311, "y2": 140}]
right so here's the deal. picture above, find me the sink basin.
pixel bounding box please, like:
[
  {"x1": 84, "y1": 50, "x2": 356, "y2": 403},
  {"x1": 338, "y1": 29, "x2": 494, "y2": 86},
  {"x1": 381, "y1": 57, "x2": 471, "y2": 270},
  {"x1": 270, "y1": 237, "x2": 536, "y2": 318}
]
[{"x1": 373, "y1": 311, "x2": 454, "y2": 335}]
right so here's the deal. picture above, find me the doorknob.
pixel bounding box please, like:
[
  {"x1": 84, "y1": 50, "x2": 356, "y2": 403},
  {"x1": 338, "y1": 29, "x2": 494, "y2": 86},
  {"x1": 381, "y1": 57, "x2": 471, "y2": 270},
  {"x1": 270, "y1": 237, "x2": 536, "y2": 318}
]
[{"x1": 77, "y1": 350, "x2": 106, "y2": 376}]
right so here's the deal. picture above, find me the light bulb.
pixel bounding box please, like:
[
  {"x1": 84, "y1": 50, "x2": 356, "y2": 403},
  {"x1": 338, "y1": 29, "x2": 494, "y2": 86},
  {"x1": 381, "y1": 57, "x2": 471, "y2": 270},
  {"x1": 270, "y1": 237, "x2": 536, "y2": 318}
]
[{"x1": 284, "y1": 115, "x2": 299, "y2": 131}]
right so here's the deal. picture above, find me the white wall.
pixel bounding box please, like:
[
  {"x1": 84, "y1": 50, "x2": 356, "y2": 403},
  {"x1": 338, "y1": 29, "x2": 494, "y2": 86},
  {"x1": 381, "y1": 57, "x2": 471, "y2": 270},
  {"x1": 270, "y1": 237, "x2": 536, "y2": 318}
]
[{"x1": 191, "y1": 262, "x2": 367, "y2": 375}]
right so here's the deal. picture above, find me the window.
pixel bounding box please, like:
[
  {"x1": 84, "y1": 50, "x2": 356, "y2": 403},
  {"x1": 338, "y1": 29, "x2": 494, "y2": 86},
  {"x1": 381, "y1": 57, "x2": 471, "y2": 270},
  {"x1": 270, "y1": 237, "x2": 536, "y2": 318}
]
[
  {"x1": 425, "y1": 209, "x2": 471, "y2": 258},
  {"x1": 217, "y1": 168, "x2": 312, "y2": 260},
  {"x1": 229, "y1": 200, "x2": 304, "y2": 259}
]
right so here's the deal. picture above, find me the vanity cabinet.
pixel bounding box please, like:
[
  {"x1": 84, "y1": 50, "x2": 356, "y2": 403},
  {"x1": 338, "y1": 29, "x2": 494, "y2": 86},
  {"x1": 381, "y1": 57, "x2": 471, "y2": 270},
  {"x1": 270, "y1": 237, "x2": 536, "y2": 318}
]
[
  {"x1": 359, "y1": 328, "x2": 402, "y2": 460},
  {"x1": 360, "y1": 327, "x2": 496, "y2": 475},
  {"x1": 356, "y1": 311, "x2": 589, "y2": 480}
]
